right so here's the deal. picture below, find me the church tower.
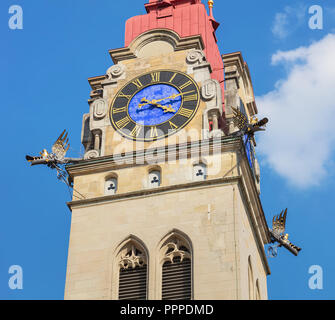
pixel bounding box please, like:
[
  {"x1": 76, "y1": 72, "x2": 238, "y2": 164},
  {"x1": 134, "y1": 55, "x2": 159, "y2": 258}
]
[{"x1": 64, "y1": 0, "x2": 270, "y2": 300}]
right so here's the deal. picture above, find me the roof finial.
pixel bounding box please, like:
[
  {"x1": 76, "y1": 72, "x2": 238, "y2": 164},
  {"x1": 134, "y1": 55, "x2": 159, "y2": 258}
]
[{"x1": 208, "y1": 0, "x2": 214, "y2": 18}]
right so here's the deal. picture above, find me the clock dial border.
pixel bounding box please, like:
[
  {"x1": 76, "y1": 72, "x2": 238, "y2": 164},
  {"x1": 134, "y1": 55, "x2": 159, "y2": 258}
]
[{"x1": 110, "y1": 70, "x2": 201, "y2": 142}]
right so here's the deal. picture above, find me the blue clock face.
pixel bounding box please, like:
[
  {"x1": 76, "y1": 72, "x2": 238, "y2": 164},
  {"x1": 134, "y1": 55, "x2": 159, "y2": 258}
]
[
  {"x1": 110, "y1": 70, "x2": 200, "y2": 141},
  {"x1": 128, "y1": 84, "x2": 182, "y2": 126}
]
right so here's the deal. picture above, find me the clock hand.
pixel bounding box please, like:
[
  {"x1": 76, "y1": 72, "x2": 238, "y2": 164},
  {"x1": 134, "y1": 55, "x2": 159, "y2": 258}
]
[
  {"x1": 159, "y1": 104, "x2": 176, "y2": 113},
  {"x1": 138, "y1": 98, "x2": 148, "y2": 109},
  {"x1": 150, "y1": 91, "x2": 194, "y2": 103},
  {"x1": 138, "y1": 91, "x2": 195, "y2": 109},
  {"x1": 151, "y1": 102, "x2": 176, "y2": 113},
  {"x1": 138, "y1": 99, "x2": 175, "y2": 113}
]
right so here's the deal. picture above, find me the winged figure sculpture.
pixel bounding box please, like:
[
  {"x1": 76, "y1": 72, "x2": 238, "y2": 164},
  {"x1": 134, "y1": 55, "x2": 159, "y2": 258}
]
[
  {"x1": 269, "y1": 209, "x2": 302, "y2": 256},
  {"x1": 231, "y1": 106, "x2": 269, "y2": 138},
  {"x1": 26, "y1": 130, "x2": 81, "y2": 166},
  {"x1": 25, "y1": 130, "x2": 84, "y2": 200}
]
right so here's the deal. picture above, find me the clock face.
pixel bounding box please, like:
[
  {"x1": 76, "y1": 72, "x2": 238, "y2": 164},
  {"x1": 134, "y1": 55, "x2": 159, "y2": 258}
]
[{"x1": 110, "y1": 70, "x2": 200, "y2": 141}]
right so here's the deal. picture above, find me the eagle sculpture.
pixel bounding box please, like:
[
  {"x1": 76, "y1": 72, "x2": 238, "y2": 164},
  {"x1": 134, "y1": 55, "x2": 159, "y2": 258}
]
[
  {"x1": 231, "y1": 106, "x2": 269, "y2": 138},
  {"x1": 269, "y1": 209, "x2": 302, "y2": 256}
]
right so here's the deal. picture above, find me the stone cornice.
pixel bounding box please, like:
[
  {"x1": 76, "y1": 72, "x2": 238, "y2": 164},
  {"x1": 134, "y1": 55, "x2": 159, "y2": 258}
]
[
  {"x1": 88, "y1": 75, "x2": 108, "y2": 90},
  {"x1": 66, "y1": 136, "x2": 240, "y2": 177},
  {"x1": 68, "y1": 176, "x2": 239, "y2": 210},
  {"x1": 109, "y1": 29, "x2": 204, "y2": 64}
]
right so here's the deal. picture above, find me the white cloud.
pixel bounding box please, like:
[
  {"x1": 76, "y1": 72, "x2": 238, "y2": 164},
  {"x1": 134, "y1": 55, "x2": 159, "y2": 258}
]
[
  {"x1": 256, "y1": 34, "x2": 335, "y2": 188},
  {"x1": 272, "y1": 5, "x2": 306, "y2": 39}
]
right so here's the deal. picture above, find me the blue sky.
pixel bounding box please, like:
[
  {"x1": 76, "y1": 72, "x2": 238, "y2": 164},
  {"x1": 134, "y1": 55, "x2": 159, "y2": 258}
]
[{"x1": 0, "y1": 0, "x2": 334, "y2": 300}]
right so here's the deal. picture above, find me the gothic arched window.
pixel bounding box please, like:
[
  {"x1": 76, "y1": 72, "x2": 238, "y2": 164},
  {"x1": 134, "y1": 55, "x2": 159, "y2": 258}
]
[
  {"x1": 160, "y1": 235, "x2": 192, "y2": 300},
  {"x1": 117, "y1": 241, "x2": 148, "y2": 300}
]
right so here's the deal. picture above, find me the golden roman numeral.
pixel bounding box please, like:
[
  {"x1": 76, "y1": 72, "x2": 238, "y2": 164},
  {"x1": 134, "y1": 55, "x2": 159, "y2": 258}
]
[
  {"x1": 118, "y1": 92, "x2": 131, "y2": 100},
  {"x1": 131, "y1": 125, "x2": 142, "y2": 137},
  {"x1": 169, "y1": 121, "x2": 178, "y2": 130},
  {"x1": 183, "y1": 93, "x2": 198, "y2": 102},
  {"x1": 116, "y1": 117, "x2": 131, "y2": 129},
  {"x1": 113, "y1": 106, "x2": 127, "y2": 114},
  {"x1": 151, "y1": 72, "x2": 160, "y2": 83},
  {"x1": 179, "y1": 80, "x2": 192, "y2": 90},
  {"x1": 169, "y1": 73, "x2": 177, "y2": 83},
  {"x1": 178, "y1": 108, "x2": 193, "y2": 118},
  {"x1": 132, "y1": 79, "x2": 143, "y2": 89},
  {"x1": 150, "y1": 126, "x2": 158, "y2": 138}
]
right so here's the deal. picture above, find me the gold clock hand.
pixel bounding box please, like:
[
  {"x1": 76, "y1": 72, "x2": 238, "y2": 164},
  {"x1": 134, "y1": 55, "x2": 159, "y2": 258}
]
[
  {"x1": 138, "y1": 98, "x2": 150, "y2": 109},
  {"x1": 139, "y1": 97, "x2": 162, "y2": 109},
  {"x1": 153, "y1": 103, "x2": 176, "y2": 113},
  {"x1": 154, "y1": 90, "x2": 195, "y2": 103},
  {"x1": 138, "y1": 98, "x2": 175, "y2": 113},
  {"x1": 138, "y1": 91, "x2": 195, "y2": 109},
  {"x1": 166, "y1": 90, "x2": 195, "y2": 100},
  {"x1": 161, "y1": 104, "x2": 176, "y2": 113}
]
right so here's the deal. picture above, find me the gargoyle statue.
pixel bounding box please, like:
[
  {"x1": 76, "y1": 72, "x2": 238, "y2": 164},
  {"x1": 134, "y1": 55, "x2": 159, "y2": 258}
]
[
  {"x1": 269, "y1": 209, "x2": 302, "y2": 257},
  {"x1": 26, "y1": 130, "x2": 81, "y2": 166},
  {"x1": 231, "y1": 106, "x2": 269, "y2": 138}
]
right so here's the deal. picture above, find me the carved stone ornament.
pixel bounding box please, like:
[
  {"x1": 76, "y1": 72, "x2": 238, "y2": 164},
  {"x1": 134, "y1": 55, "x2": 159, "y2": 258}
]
[
  {"x1": 201, "y1": 79, "x2": 217, "y2": 101},
  {"x1": 92, "y1": 98, "x2": 107, "y2": 120},
  {"x1": 106, "y1": 64, "x2": 125, "y2": 79},
  {"x1": 119, "y1": 244, "x2": 147, "y2": 270},
  {"x1": 84, "y1": 150, "x2": 99, "y2": 160},
  {"x1": 186, "y1": 49, "x2": 206, "y2": 65},
  {"x1": 162, "y1": 238, "x2": 191, "y2": 264}
]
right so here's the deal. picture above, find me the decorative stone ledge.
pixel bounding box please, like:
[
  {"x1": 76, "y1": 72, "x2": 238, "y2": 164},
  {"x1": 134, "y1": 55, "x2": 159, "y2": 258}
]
[
  {"x1": 67, "y1": 136, "x2": 242, "y2": 176},
  {"x1": 109, "y1": 29, "x2": 204, "y2": 64}
]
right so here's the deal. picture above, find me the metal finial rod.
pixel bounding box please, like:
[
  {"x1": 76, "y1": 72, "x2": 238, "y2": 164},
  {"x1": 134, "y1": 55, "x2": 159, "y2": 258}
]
[{"x1": 208, "y1": 0, "x2": 214, "y2": 18}]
